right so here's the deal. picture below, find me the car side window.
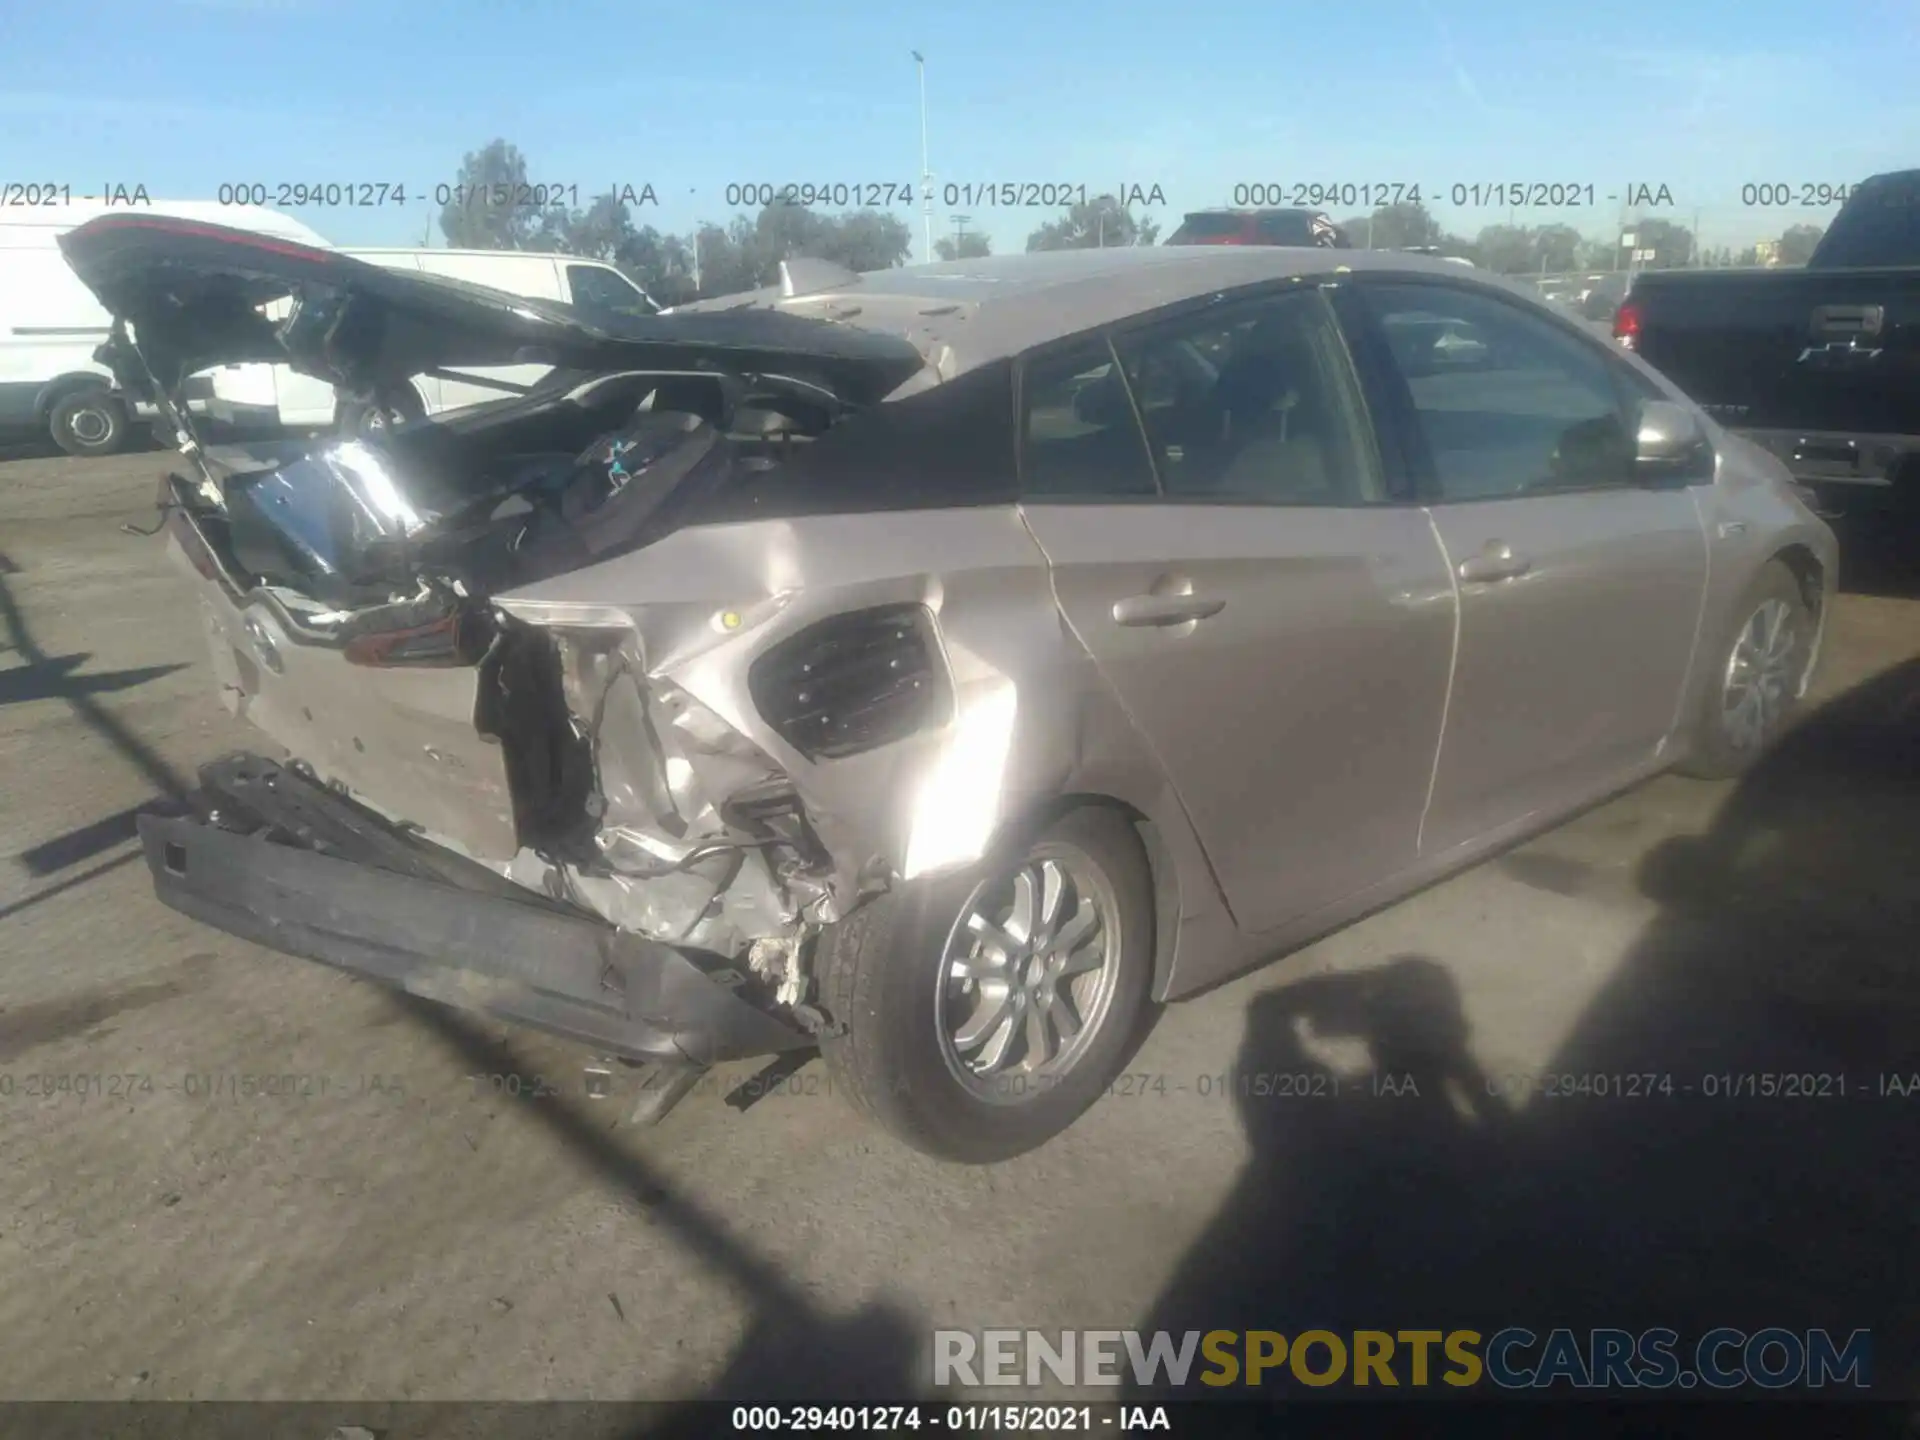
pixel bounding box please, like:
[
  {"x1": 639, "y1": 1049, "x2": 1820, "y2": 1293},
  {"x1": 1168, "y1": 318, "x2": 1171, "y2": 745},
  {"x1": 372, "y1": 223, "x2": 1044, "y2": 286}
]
[
  {"x1": 1111, "y1": 289, "x2": 1384, "y2": 505},
  {"x1": 1020, "y1": 339, "x2": 1159, "y2": 499},
  {"x1": 566, "y1": 264, "x2": 654, "y2": 318},
  {"x1": 1362, "y1": 283, "x2": 1636, "y2": 501}
]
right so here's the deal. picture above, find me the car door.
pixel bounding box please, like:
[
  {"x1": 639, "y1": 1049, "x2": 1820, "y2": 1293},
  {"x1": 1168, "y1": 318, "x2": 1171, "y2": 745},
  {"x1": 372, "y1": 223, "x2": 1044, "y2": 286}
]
[
  {"x1": 1340, "y1": 278, "x2": 1711, "y2": 858},
  {"x1": 1018, "y1": 286, "x2": 1457, "y2": 937}
]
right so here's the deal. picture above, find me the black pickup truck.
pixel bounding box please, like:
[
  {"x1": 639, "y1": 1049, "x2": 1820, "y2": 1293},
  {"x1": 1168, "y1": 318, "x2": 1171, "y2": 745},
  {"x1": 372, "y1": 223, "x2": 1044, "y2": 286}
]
[{"x1": 1616, "y1": 169, "x2": 1920, "y2": 515}]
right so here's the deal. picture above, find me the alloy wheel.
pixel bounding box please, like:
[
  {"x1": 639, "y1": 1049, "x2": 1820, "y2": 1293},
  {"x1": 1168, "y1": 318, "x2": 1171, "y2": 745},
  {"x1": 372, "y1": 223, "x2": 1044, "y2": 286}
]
[
  {"x1": 934, "y1": 847, "x2": 1123, "y2": 1103},
  {"x1": 1719, "y1": 597, "x2": 1797, "y2": 752}
]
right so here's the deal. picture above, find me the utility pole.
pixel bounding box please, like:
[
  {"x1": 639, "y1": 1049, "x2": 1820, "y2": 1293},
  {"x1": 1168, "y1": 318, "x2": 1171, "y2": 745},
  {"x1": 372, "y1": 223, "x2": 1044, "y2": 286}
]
[
  {"x1": 690, "y1": 228, "x2": 701, "y2": 294},
  {"x1": 912, "y1": 50, "x2": 933, "y2": 265}
]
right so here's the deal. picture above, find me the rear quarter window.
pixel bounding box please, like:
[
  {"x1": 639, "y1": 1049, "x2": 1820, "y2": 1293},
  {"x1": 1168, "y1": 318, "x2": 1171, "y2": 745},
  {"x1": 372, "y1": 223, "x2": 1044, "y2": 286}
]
[{"x1": 682, "y1": 358, "x2": 1020, "y2": 523}]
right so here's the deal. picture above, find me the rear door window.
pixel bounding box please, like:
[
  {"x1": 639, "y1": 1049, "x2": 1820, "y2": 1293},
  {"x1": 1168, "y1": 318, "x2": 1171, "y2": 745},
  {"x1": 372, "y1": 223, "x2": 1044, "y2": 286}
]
[{"x1": 1112, "y1": 289, "x2": 1384, "y2": 504}]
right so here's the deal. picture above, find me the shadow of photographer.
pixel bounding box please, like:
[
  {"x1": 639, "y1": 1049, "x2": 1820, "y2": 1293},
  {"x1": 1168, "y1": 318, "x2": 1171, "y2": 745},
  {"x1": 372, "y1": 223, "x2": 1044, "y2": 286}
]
[{"x1": 1134, "y1": 656, "x2": 1920, "y2": 1416}]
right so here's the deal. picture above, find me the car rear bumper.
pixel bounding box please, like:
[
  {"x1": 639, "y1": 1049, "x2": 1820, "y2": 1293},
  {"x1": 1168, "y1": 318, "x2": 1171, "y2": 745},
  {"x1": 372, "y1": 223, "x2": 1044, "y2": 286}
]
[{"x1": 141, "y1": 755, "x2": 816, "y2": 1067}]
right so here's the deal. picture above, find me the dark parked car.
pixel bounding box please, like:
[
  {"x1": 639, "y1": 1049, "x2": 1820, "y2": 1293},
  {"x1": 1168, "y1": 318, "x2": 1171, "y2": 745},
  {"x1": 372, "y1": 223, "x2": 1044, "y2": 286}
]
[
  {"x1": 1618, "y1": 168, "x2": 1920, "y2": 515},
  {"x1": 62, "y1": 217, "x2": 1834, "y2": 1162},
  {"x1": 1166, "y1": 208, "x2": 1350, "y2": 248}
]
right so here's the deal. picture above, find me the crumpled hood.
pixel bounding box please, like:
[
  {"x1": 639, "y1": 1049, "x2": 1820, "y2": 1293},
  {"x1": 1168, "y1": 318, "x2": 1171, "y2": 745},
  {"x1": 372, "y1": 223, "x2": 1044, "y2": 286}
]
[{"x1": 57, "y1": 213, "x2": 931, "y2": 407}]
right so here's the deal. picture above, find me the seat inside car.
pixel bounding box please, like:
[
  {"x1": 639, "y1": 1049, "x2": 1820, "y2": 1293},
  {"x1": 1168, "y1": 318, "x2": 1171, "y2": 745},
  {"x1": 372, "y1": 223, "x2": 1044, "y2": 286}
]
[{"x1": 1186, "y1": 315, "x2": 1342, "y2": 503}]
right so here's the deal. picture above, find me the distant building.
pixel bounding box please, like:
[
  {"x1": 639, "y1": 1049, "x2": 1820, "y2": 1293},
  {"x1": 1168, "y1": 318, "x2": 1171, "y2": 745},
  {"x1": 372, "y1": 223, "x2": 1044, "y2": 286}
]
[{"x1": 1755, "y1": 239, "x2": 1780, "y2": 267}]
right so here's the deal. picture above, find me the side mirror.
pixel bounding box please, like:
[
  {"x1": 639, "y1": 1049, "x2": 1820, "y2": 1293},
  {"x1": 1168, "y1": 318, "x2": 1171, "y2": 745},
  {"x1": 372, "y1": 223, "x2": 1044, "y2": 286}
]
[{"x1": 1635, "y1": 399, "x2": 1710, "y2": 482}]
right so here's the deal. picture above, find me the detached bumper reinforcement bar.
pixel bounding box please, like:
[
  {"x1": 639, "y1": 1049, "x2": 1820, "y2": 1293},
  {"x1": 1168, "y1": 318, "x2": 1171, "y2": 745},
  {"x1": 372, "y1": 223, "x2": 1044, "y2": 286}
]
[{"x1": 137, "y1": 763, "x2": 813, "y2": 1067}]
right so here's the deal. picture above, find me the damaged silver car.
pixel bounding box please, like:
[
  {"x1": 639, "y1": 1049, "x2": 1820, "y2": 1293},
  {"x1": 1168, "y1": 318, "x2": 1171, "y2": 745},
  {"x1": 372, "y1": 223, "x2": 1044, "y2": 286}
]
[{"x1": 65, "y1": 215, "x2": 1837, "y2": 1161}]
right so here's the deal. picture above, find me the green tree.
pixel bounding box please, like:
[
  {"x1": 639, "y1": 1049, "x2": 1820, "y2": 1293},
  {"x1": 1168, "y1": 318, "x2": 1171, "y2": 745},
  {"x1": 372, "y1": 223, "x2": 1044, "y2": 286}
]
[
  {"x1": 619, "y1": 228, "x2": 697, "y2": 307},
  {"x1": 1634, "y1": 218, "x2": 1694, "y2": 269},
  {"x1": 1777, "y1": 223, "x2": 1825, "y2": 266},
  {"x1": 1532, "y1": 223, "x2": 1582, "y2": 274},
  {"x1": 935, "y1": 230, "x2": 992, "y2": 260},
  {"x1": 680, "y1": 205, "x2": 914, "y2": 300},
  {"x1": 1576, "y1": 236, "x2": 1621, "y2": 271},
  {"x1": 1473, "y1": 224, "x2": 1537, "y2": 274},
  {"x1": 553, "y1": 190, "x2": 639, "y2": 261},
  {"x1": 437, "y1": 139, "x2": 561, "y2": 250},
  {"x1": 1352, "y1": 201, "x2": 1444, "y2": 250},
  {"x1": 692, "y1": 217, "x2": 766, "y2": 298},
  {"x1": 1025, "y1": 195, "x2": 1161, "y2": 251},
  {"x1": 819, "y1": 209, "x2": 915, "y2": 272}
]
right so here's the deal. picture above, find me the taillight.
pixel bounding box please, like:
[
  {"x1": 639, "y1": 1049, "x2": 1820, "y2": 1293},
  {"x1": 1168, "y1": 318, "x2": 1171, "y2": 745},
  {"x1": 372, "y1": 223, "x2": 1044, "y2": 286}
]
[
  {"x1": 1613, "y1": 299, "x2": 1642, "y2": 350},
  {"x1": 748, "y1": 604, "x2": 951, "y2": 761}
]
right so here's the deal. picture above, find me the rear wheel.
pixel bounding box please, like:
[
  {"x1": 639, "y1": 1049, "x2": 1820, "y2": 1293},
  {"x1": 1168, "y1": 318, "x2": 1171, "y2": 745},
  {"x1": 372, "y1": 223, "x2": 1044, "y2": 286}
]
[
  {"x1": 49, "y1": 388, "x2": 130, "y2": 457},
  {"x1": 818, "y1": 805, "x2": 1156, "y2": 1163},
  {"x1": 1677, "y1": 559, "x2": 1814, "y2": 779}
]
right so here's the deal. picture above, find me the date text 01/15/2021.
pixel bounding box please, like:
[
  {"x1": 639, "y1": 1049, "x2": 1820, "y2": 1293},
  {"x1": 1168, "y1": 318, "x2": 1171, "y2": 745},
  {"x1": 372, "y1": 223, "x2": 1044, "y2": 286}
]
[
  {"x1": 0, "y1": 1072, "x2": 406, "y2": 1101},
  {"x1": 730, "y1": 1405, "x2": 1172, "y2": 1432}
]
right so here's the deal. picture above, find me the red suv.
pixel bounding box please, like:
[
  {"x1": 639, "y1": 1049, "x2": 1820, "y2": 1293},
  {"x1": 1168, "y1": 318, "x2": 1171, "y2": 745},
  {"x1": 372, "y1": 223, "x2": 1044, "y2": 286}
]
[{"x1": 1165, "y1": 208, "x2": 1351, "y2": 248}]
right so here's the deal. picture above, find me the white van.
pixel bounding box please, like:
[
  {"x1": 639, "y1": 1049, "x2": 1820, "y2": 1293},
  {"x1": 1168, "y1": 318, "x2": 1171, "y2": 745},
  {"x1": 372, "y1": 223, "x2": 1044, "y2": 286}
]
[
  {"x1": 0, "y1": 201, "x2": 330, "y2": 454},
  {"x1": 207, "y1": 249, "x2": 660, "y2": 434}
]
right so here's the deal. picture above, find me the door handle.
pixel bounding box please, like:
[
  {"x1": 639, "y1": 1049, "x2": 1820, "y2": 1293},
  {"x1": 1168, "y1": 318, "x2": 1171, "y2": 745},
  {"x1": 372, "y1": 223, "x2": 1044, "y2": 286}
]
[
  {"x1": 1112, "y1": 593, "x2": 1227, "y2": 627},
  {"x1": 1456, "y1": 541, "x2": 1532, "y2": 584}
]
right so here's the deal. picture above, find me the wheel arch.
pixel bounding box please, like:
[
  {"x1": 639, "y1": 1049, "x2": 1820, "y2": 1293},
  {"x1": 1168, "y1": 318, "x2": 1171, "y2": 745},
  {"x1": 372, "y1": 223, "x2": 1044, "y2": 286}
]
[
  {"x1": 984, "y1": 783, "x2": 1231, "y2": 1005},
  {"x1": 33, "y1": 371, "x2": 118, "y2": 420},
  {"x1": 1766, "y1": 541, "x2": 1830, "y2": 700},
  {"x1": 1769, "y1": 541, "x2": 1827, "y2": 623}
]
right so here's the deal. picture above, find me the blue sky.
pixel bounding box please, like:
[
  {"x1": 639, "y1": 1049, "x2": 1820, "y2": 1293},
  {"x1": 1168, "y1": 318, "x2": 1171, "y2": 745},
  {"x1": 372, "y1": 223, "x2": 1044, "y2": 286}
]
[{"x1": 2, "y1": 0, "x2": 1912, "y2": 259}]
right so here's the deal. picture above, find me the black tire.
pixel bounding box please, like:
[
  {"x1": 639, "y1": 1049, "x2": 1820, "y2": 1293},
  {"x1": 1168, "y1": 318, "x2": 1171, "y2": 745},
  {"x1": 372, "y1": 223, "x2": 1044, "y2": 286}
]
[
  {"x1": 818, "y1": 805, "x2": 1156, "y2": 1163},
  {"x1": 1676, "y1": 559, "x2": 1815, "y2": 780},
  {"x1": 336, "y1": 385, "x2": 424, "y2": 440},
  {"x1": 48, "y1": 388, "x2": 130, "y2": 457}
]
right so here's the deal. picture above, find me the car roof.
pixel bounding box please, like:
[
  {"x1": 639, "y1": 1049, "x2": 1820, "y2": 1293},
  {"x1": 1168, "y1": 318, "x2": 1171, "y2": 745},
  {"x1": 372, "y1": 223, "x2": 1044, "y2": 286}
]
[{"x1": 673, "y1": 246, "x2": 1525, "y2": 378}]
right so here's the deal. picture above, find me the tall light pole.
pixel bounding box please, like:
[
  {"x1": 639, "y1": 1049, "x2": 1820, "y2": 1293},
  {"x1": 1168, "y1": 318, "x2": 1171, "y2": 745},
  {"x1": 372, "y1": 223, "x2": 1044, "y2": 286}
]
[{"x1": 912, "y1": 49, "x2": 933, "y2": 264}]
